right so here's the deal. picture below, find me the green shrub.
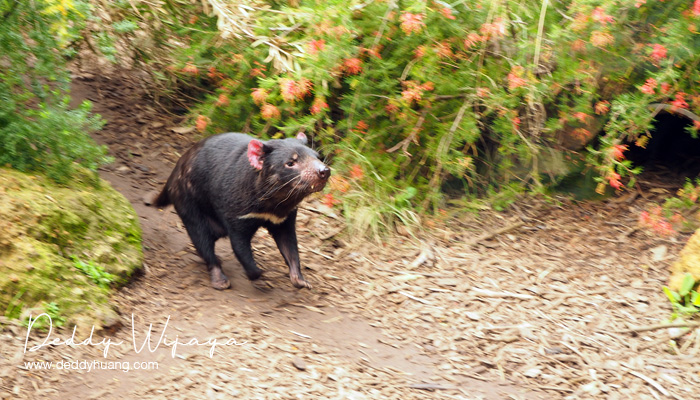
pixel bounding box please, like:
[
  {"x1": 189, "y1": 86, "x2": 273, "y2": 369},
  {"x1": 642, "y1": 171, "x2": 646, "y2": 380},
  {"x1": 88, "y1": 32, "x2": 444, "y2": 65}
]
[{"x1": 0, "y1": 0, "x2": 110, "y2": 184}]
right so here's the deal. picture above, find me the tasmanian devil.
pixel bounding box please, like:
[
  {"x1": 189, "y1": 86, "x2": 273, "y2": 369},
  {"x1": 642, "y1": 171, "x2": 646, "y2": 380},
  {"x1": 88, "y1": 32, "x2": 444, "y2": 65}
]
[{"x1": 151, "y1": 132, "x2": 330, "y2": 290}]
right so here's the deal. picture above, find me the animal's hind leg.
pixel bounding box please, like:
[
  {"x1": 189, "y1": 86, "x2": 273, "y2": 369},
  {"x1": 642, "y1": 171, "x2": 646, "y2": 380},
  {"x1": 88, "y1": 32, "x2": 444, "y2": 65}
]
[{"x1": 177, "y1": 208, "x2": 230, "y2": 290}]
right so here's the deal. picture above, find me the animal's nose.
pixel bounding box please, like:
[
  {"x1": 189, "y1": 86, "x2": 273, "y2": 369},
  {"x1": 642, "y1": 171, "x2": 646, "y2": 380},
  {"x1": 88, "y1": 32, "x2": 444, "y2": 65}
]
[{"x1": 317, "y1": 165, "x2": 330, "y2": 180}]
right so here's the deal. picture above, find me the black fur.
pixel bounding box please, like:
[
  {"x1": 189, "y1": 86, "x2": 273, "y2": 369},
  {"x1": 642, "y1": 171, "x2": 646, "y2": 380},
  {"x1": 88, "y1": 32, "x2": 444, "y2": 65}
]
[{"x1": 153, "y1": 133, "x2": 330, "y2": 290}]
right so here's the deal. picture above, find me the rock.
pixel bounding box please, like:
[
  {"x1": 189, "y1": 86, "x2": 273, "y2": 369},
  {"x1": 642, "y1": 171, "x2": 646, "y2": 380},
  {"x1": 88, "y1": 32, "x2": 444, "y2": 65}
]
[
  {"x1": 668, "y1": 229, "x2": 700, "y2": 291},
  {"x1": 0, "y1": 167, "x2": 142, "y2": 331},
  {"x1": 292, "y1": 357, "x2": 307, "y2": 371}
]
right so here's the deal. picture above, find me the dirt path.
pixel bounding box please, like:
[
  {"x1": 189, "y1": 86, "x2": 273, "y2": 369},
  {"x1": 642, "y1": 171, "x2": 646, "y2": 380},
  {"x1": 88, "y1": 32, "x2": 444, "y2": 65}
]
[{"x1": 3, "y1": 70, "x2": 700, "y2": 399}]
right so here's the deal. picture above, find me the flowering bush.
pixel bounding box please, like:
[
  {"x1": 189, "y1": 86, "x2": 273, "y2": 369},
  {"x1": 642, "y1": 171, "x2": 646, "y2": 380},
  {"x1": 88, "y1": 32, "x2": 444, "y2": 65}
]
[{"x1": 106, "y1": 0, "x2": 700, "y2": 227}]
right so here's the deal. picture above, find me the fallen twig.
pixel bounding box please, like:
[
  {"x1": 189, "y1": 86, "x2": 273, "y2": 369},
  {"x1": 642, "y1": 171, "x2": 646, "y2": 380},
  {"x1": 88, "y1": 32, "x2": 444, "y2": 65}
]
[
  {"x1": 471, "y1": 287, "x2": 535, "y2": 300},
  {"x1": 398, "y1": 290, "x2": 432, "y2": 305},
  {"x1": 467, "y1": 220, "x2": 525, "y2": 246},
  {"x1": 615, "y1": 321, "x2": 700, "y2": 334},
  {"x1": 408, "y1": 383, "x2": 458, "y2": 391},
  {"x1": 624, "y1": 367, "x2": 670, "y2": 397}
]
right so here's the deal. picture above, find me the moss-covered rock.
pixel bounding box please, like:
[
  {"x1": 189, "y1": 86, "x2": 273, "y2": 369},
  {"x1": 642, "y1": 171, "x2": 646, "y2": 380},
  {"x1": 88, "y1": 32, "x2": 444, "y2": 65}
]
[
  {"x1": 668, "y1": 229, "x2": 700, "y2": 291},
  {"x1": 0, "y1": 168, "x2": 142, "y2": 331}
]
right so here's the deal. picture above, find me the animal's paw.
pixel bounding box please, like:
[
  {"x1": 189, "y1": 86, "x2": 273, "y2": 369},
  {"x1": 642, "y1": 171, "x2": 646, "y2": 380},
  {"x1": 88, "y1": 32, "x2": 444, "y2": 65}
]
[
  {"x1": 210, "y1": 268, "x2": 231, "y2": 290},
  {"x1": 290, "y1": 274, "x2": 312, "y2": 289}
]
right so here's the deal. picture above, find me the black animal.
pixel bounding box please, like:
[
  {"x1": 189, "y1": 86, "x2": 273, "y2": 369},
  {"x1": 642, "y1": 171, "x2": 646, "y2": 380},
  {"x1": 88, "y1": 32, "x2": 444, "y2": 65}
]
[{"x1": 152, "y1": 132, "x2": 330, "y2": 290}]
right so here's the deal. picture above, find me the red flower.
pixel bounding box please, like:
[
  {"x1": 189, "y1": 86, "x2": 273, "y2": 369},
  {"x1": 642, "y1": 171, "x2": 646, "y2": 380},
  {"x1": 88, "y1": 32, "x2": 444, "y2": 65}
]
[
  {"x1": 512, "y1": 117, "x2": 521, "y2": 127},
  {"x1": 639, "y1": 78, "x2": 657, "y2": 95},
  {"x1": 694, "y1": 0, "x2": 700, "y2": 16},
  {"x1": 649, "y1": 44, "x2": 667, "y2": 63},
  {"x1": 660, "y1": 82, "x2": 672, "y2": 94},
  {"x1": 440, "y1": 7, "x2": 456, "y2": 20},
  {"x1": 400, "y1": 13, "x2": 425, "y2": 35},
  {"x1": 477, "y1": 87, "x2": 490, "y2": 98},
  {"x1": 308, "y1": 39, "x2": 325, "y2": 55},
  {"x1": 507, "y1": 66, "x2": 526, "y2": 89},
  {"x1": 591, "y1": 7, "x2": 614, "y2": 25},
  {"x1": 322, "y1": 193, "x2": 341, "y2": 208},
  {"x1": 671, "y1": 92, "x2": 689, "y2": 109},
  {"x1": 608, "y1": 172, "x2": 622, "y2": 190},
  {"x1": 611, "y1": 144, "x2": 627, "y2": 160},
  {"x1": 635, "y1": 0, "x2": 646, "y2": 7},
  {"x1": 310, "y1": 97, "x2": 329, "y2": 115},
  {"x1": 195, "y1": 115, "x2": 208, "y2": 132},
  {"x1": 260, "y1": 104, "x2": 280, "y2": 120},
  {"x1": 343, "y1": 58, "x2": 363, "y2": 75}
]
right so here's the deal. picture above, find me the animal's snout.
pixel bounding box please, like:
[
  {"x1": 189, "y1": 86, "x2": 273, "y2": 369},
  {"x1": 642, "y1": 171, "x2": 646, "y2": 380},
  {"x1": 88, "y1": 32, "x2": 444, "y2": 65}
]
[
  {"x1": 318, "y1": 165, "x2": 330, "y2": 180},
  {"x1": 313, "y1": 160, "x2": 330, "y2": 180}
]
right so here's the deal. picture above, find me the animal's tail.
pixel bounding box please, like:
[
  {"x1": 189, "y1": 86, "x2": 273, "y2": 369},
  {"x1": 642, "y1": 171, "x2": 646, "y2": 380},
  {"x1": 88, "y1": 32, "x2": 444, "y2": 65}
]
[{"x1": 151, "y1": 184, "x2": 171, "y2": 208}]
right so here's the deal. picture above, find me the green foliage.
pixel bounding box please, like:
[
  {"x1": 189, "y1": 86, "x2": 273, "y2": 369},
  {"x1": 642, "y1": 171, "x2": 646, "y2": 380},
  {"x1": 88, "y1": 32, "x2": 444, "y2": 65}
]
[
  {"x1": 100, "y1": 0, "x2": 700, "y2": 228},
  {"x1": 22, "y1": 302, "x2": 67, "y2": 331},
  {"x1": 640, "y1": 178, "x2": 700, "y2": 236},
  {"x1": 72, "y1": 256, "x2": 116, "y2": 290},
  {"x1": 0, "y1": 0, "x2": 110, "y2": 184},
  {"x1": 663, "y1": 273, "x2": 700, "y2": 318}
]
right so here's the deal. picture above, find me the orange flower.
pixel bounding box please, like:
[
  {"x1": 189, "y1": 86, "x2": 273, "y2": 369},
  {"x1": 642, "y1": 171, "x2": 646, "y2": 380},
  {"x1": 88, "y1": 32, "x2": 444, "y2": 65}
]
[
  {"x1": 251, "y1": 88, "x2": 268, "y2": 105},
  {"x1": 608, "y1": 171, "x2": 622, "y2": 190},
  {"x1": 594, "y1": 101, "x2": 610, "y2": 114},
  {"x1": 182, "y1": 63, "x2": 199, "y2": 75},
  {"x1": 573, "y1": 112, "x2": 591, "y2": 123},
  {"x1": 671, "y1": 92, "x2": 689, "y2": 110},
  {"x1": 590, "y1": 31, "x2": 613, "y2": 47},
  {"x1": 322, "y1": 193, "x2": 341, "y2": 208},
  {"x1": 343, "y1": 58, "x2": 363, "y2": 75},
  {"x1": 507, "y1": 66, "x2": 526, "y2": 90},
  {"x1": 591, "y1": 7, "x2": 614, "y2": 25},
  {"x1": 310, "y1": 97, "x2": 329, "y2": 115},
  {"x1": 610, "y1": 144, "x2": 627, "y2": 160},
  {"x1": 349, "y1": 164, "x2": 364, "y2": 180},
  {"x1": 195, "y1": 115, "x2": 208, "y2": 132},
  {"x1": 479, "y1": 18, "x2": 505, "y2": 40},
  {"x1": 639, "y1": 78, "x2": 657, "y2": 95},
  {"x1": 260, "y1": 104, "x2": 281, "y2": 120},
  {"x1": 354, "y1": 120, "x2": 369, "y2": 134},
  {"x1": 440, "y1": 7, "x2": 456, "y2": 20},
  {"x1": 215, "y1": 93, "x2": 229, "y2": 107},
  {"x1": 649, "y1": 44, "x2": 667, "y2": 63},
  {"x1": 464, "y1": 32, "x2": 483, "y2": 49},
  {"x1": 329, "y1": 176, "x2": 350, "y2": 193}
]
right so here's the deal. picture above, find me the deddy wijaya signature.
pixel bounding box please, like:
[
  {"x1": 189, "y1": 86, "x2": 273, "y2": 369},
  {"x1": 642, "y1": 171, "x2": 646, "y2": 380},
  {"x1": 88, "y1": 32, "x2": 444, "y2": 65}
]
[{"x1": 23, "y1": 313, "x2": 247, "y2": 358}]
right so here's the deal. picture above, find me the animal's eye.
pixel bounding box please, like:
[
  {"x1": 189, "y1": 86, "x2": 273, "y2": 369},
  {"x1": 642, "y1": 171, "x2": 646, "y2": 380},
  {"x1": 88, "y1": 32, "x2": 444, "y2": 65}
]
[{"x1": 286, "y1": 160, "x2": 296, "y2": 167}]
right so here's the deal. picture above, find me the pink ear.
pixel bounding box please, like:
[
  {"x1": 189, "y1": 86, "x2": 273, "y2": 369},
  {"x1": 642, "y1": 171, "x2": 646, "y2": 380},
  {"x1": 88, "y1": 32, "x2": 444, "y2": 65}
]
[
  {"x1": 247, "y1": 139, "x2": 264, "y2": 170},
  {"x1": 296, "y1": 132, "x2": 308, "y2": 143}
]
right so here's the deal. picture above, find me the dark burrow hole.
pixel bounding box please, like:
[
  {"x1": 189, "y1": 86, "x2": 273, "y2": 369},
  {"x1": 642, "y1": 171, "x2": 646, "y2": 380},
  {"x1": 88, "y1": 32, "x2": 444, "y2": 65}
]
[{"x1": 626, "y1": 113, "x2": 700, "y2": 188}]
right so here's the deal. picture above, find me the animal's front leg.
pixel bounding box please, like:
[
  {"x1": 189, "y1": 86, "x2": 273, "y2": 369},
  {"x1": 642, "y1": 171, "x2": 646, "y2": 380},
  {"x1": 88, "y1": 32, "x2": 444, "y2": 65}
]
[{"x1": 267, "y1": 211, "x2": 310, "y2": 289}]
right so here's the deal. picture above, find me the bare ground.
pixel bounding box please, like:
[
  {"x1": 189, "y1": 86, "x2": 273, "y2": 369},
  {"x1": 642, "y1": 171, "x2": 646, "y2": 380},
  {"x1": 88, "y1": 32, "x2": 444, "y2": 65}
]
[{"x1": 2, "y1": 70, "x2": 700, "y2": 399}]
